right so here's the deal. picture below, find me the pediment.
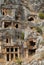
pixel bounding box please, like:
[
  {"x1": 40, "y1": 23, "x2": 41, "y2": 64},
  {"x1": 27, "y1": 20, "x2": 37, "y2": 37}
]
[{"x1": 1, "y1": 15, "x2": 15, "y2": 21}]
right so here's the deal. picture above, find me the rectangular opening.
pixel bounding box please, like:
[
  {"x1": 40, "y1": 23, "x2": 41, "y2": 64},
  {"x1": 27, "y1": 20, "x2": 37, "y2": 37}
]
[
  {"x1": 11, "y1": 48, "x2": 13, "y2": 52},
  {"x1": 7, "y1": 54, "x2": 9, "y2": 61},
  {"x1": 15, "y1": 48, "x2": 18, "y2": 52},
  {"x1": 28, "y1": 49, "x2": 36, "y2": 55},
  {"x1": 4, "y1": 22, "x2": 11, "y2": 28},
  {"x1": 15, "y1": 53, "x2": 18, "y2": 59},
  {"x1": 6, "y1": 38, "x2": 8, "y2": 43},
  {"x1": 6, "y1": 48, "x2": 9, "y2": 52},
  {"x1": 11, "y1": 54, "x2": 13, "y2": 60}
]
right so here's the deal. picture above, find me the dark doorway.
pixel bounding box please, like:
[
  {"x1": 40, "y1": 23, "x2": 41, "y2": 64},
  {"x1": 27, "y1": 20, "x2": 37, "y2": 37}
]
[
  {"x1": 15, "y1": 15, "x2": 19, "y2": 20},
  {"x1": 30, "y1": 41, "x2": 35, "y2": 46},
  {"x1": 28, "y1": 49, "x2": 36, "y2": 55},
  {"x1": 11, "y1": 54, "x2": 13, "y2": 60},
  {"x1": 2, "y1": 12, "x2": 4, "y2": 15},
  {"x1": 6, "y1": 38, "x2": 8, "y2": 43},
  {"x1": 4, "y1": 22, "x2": 11, "y2": 28},
  {"x1": 15, "y1": 48, "x2": 18, "y2": 52},
  {"x1": 11, "y1": 48, "x2": 13, "y2": 52},
  {"x1": 6, "y1": 48, "x2": 9, "y2": 52},
  {"x1": 30, "y1": 27, "x2": 33, "y2": 29},
  {"x1": 7, "y1": 54, "x2": 9, "y2": 61},
  {"x1": 15, "y1": 24, "x2": 18, "y2": 28},
  {"x1": 28, "y1": 17, "x2": 34, "y2": 21},
  {"x1": 15, "y1": 54, "x2": 18, "y2": 59}
]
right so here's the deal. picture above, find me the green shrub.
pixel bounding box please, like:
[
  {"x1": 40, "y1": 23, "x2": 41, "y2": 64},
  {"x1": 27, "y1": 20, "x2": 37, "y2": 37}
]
[
  {"x1": 39, "y1": 12, "x2": 44, "y2": 19},
  {"x1": 36, "y1": 27, "x2": 42, "y2": 34},
  {"x1": 16, "y1": 58, "x2": 22, "y2": 65}
]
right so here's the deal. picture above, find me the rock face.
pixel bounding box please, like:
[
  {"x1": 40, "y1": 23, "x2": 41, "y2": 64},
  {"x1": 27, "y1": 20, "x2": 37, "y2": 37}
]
[
  {"x1": 28, "y1": 0, "x2": 44, "y2": 12},
  {"x1": 0, "y1": 0, "x2": 44, "y2": 64},
  {"x1": 0, "y1": 0, "x2": 44, "y2": 13},
  {"x1": 21, "y1": 0, "x2": 44, "y2": 12}
]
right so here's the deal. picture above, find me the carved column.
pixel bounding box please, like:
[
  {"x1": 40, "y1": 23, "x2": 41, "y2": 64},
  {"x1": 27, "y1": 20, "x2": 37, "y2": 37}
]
[
  {"x1": 18, "y1": 47, "x2": 19, "y2": 58},
  {"x1": 26, "y1": 49, "x2": 28, "y2": 58},
  {"x1": 2, "y1": 21, "x2": 4, "y2": 28}
]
